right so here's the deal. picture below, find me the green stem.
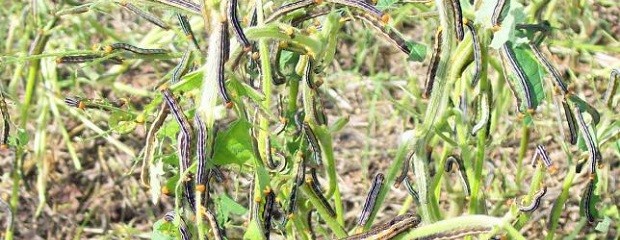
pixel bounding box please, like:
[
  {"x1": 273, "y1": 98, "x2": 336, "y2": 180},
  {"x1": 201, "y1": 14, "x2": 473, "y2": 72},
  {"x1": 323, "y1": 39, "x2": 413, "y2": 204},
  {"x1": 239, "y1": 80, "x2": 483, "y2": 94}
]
[
  {"x1": 516, "y1": 123, "x2": 530, "y2": 183},
  {"x1": 411, "y1": 0, "x2": 456, "y2": 223},
  {"x1": 515, "y1": 162, "x2": 545, "y2": 229},
  {"x1": 468, "y1": 28, "x2": 490, "y2": 215},
  {"x1": 314, "y1": 125, "x2": 344, "y2": 224},
  {"x1": 300, "y1": 184, "x2": 347, "y2": 238},
  {"x1": 546, "y1": 166, "x2": 576, "y2": 240},
  {"x1": 363, "y1": 143, "x2": 410, "y2": 229},
  {"x1": 21, "y1": 17, "x2": 58, "y2": 127}
]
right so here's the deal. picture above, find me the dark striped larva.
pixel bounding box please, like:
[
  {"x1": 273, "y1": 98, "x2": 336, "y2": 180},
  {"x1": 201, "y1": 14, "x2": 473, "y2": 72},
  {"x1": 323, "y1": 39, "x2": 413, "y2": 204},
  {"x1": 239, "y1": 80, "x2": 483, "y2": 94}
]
[
  {"x1": 177, "y1": 132, "x2": 196, "y2": 211},
  {"x1": 194, "y1": 114, "x2": 208, "y2": 188},
  {"x1": 263, "y1": 190, "x2": 275, "y2": 238},
  {"x1": 344, "y1": 213, "x2": 421, "y2": 240},
  {"x1": 605, "y1": 68, "x2": 619, "y2": 107},
  {"x1": 423, "y1": 29, "x2": 443, "y2": 99},
  {"x1": 529, "y1": 43, "x2": 569, "y2": 94},
  {"x1": 163, "y1": 211, "x2": 191, "y2": 240},
  {"x1": 530, "y1": 145, "x2": 553, "y2": 170},
  {"x1": 217, "y1": 19, "x2": 233, "y2": 108},
  {"x1": 355, "y1": 13, "x2": 411, "y2": 55},
  {"x1": 518, "y1": 186, "x2": 547, "y2": 212},
  {"x1": 404, "y1": 177, "x2": 420, "y2": 203},
  {"x1": 445, "y1": 155, "x2": 471, "y2": 196},
  {"x1": 56, "y1": 54, "x2": 123, "y2": 64},
  {"x1": 64, "y1": 97, "x2": 85, "y2": 110},
  {"x1": 171, "y1": 49, "x2": 192, "y2": 84},
  {"x1": 141, "y1": 102, "x2": 169, "y2": 188},
  {"x1": 581, "y1": 175, "x2": 596, "y2": 224},
  {"x1": 394, "y1": 152, "x2": 413, "y2": 188},
  {"x1": 265, "y1": 0, "x2": 317, "y2": 23},
  {"x1": 228, "y1": 0, "x2": 252, "y2": 51},
  {"x1": 154, "y1": 0, "x2": 201, "y2": 14},
  {"x1": 471, "y1": 92, "x2": 490, "y2": 136},
  {"x1": 502, "y1": 42, "x2": 535, "y2": 111},
  {"x1": 303, "y1": 58, "x2": 318, "y2": 89},
  {"x1": 326, "y1": 0, "x2": 388, "y2": 23},
  {"x1": 204, "y1": 208, "x2": 225, "y2": 240},
  {"x1": 464, "y1": 21, "x2": 482, "y2": 87},
  {"x1": 491, "y1": 0, "x2": 507, "y2": 27},
  {"x1": 358, "y1": 173, "x2": 384, "y2": 226},
  {"x1": 307, "y1": 210, "x2": 317, "y2": 239},
  {"x1": 105, "y1": 43, "x2": 168, "y2": 55},
  {"x1": 118, "y1": 2, "x2": 170, "y2": 30},
  {"x1": 449, "y1": 0, "x2": 464, "y2": 41},
  {"x1": 307, "y1": 174, "x2": 336, "y2": 217},
  {"x1": 573, "y1": 106, "x2": 601, "y2": 174},
  {"x1": 161, "y1": 89, "x2": 193, "y2": 140},
  {"x1": 561, "y1": 100, "x2": 578, "y2": 145},
  {"x1": 287, "y1": 155, "x2": 306, "y2": 217},
  {"x1": 176, "y1": 14, "x2": 200, "y2": 50},
  {"x1": 303, "y1": 122, "x2": 322, "y2": 166},
  {"x1": 0, "y1": 91, "x2": 10, "y2": 147},
  {"x1": 290, "y1": 7, "x2": 331, "y2": 27},
  {"x1": 162, "y1": 89, "x2": 195, "y2": 211}
]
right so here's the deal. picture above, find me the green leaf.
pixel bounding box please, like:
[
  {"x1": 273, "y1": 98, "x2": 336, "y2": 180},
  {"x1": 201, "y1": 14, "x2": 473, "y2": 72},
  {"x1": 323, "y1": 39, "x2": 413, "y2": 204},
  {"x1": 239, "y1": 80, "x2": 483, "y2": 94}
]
[
  {"x1": 112, "y1": 120, "x2": 137, "y2": 135},
  {"x1": 214, "y1": 193, "x2": 248, "y2": 225},
  {"x1": 159, "y1": 120, "x2": 181, "y2": 140},
  {"x1": 242, "y1": 220, "x2": 263, "y2": 240},
  {"x1": 513, "y1": 46, "x2": 545, "y2": 107},
  {"x1": 279, "y1": 50, "x2": 301, "y2": 78},
  {"x1": 230, "y1": 77, "x2": 266, "y2": 103},
  {"x1": 151, "y1": 219, "x2": 177, "y2": 240},
  {"x1": 164, "y1": 174, "x2": 180, "y2": 196},
  {"x1": 503, "y1": 44, "x2": 545, "y2": 112},
  {"x1": 580, "y1": 176, "x2": 601, "y2": 223},
  {"x1": 212, "y1": 120, "x2": 257, "y2": 165},
  {"x1": 595, "y1": 217, "x2": 612, "y2": 233},
  {"x1": 406, "y1": 41, "x2": 427, "y2": 62},
  {"x1": 171, "y1": 69, "x2": 203, "y2": 92},
  {"x1": 9, "y1": 128, "x2": 29, "y2": 147},
  {"x1": 568, "y1": 95, "x2": 601, "y2": 125},
  {"x1": 376, "y1": 0, "x2": 398, "y2": 11}
]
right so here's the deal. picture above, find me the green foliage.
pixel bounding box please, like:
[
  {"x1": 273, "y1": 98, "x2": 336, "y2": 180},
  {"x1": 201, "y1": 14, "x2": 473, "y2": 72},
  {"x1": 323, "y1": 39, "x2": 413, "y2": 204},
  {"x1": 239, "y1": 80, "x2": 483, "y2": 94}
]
[
  {"x1": 212, "y1": 120, "x2": 256, "y2": 166},
  {"x1": 406, "y1": 41, "x2": 427, "y2": 62},
  {"x1": 151, "y1": 219, "x2": 177, "y2": 240}
]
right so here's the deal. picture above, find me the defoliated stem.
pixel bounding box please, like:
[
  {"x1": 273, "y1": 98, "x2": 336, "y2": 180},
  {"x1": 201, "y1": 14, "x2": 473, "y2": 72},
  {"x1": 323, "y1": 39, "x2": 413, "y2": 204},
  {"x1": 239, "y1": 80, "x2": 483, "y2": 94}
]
[{"x1": 412, "y1": 0, "x2": 456, "y2": 223}]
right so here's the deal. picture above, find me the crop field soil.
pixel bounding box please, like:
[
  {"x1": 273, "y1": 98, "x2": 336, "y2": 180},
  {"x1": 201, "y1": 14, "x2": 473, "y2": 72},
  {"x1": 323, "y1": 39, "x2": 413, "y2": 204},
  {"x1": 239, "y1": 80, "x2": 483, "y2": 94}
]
[{"x1": 0, "y1": 0, "x2": 619, "y2": 239}]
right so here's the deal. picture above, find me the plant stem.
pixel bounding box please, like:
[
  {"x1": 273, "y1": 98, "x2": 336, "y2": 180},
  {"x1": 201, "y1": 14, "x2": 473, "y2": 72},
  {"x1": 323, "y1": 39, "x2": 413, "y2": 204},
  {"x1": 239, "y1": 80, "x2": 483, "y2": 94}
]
[
  {"x1": 546, "y1": 166, "x2": 576, "y2": 240},
  {"x1": 516, "y1": 123, "x2": 530, "y2": 183},
  {"x1": 300, "y1": 184, "x2": 347, "y2": 238},
  {"x1": 411, "y1": 0, "x2": 456, "y2": 222},
  {"x1": 363, "y1": 142, "x2": 410, "y2": 229}
]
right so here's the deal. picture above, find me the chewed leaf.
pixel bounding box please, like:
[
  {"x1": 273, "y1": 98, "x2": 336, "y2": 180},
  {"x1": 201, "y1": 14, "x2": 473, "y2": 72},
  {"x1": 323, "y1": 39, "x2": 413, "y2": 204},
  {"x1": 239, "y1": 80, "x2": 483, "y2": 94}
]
[
  {"x1": 242, "y1": 220, "x2": 263, "y2": 240},
  {"x1": 150, "y1": 160, "x2": 165, "y2": 204},
  {"x1": 212, "y1": 120, "x2": 257, "y2": 165},
  {"x1": 490, "y1": 1, "x2": 526, "y2": 49},
  {"x1": 568, "y1": 95, "x2": 601, "y2": 125},
  {"x1": 406, "y1": 41, "x2": 427, "y2": 62},
  {"x1": 280, "y1": 50, "x2": 301, "y2": 78},
  {"x1": 504, "y1": 44, "x2": 545, "y2": 112},
  {"x1": 214, "y1": 193, "x2": 248, "y2": 225},
  {"x1": 376, "y1": 0, "x2": 398, "y2": 11},
  {"x1": 513, "y1": 46, "x2": 545, "y2": 107}
]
